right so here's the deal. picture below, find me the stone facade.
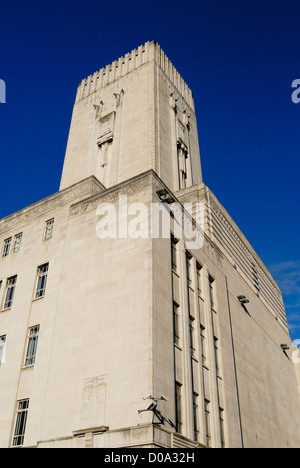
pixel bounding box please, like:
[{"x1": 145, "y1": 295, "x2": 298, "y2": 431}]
[
  {"x1": 60, "y1": 41, "x2": 202, "y2": 193},
  {"x1": 0, "y1": 41, "x2": 299, "y2": 448}
]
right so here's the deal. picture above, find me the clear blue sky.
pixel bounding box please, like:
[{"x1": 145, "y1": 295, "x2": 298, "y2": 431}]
[{"x1": 0, "y1": 0, "x2": 299, "y2": 339}]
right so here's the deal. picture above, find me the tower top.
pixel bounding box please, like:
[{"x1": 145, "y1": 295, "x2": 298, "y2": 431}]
[
  {"x1": 60, "y1": 41, "x2": 202, "y2": 192},
  {"x1": 75, "y1": 40, "x2": 194, "y2": 110}
]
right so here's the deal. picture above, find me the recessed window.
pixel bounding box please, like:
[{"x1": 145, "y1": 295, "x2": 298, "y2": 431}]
[
  {"x1": 0, "y1": 335, "x2": 6, "y2": 364},
  {"x1": 209, "y1": 276, "x2": 215, "y2": 310},
  {"x1": 171, "y1": 236, "x2": 178, "y2": 273},
  {"x1": 200, "y1": 325, "x2": 207, "y2": 365},
  {"x1": 12, "y1": 399, "x2": 29, "y2": 447},
  {"x1": 177, "y1": 139, "x2": 189, "y2": 189},
  {"x1": 12, "y1": 233, "x2": 23, "y2": 253},
  {"x1": 214, "y1": 336, "x2": 220, "y2": 377},
  {"x1": 35, "y1": 264, "x2": 49, "y2": 299},
  {"x1": 189, "y1": 317, "x2": 196, "y2": 358},
  {"x1": 24, "y1": 326, "x2": 40, "y2": 367},
  {"x1": 1, "y1": 234, "x2": 23, "y2": 257},
  {"x1": 2, "y1": 238, "x2": 12, "y2": 258},
  {"x1": 3, "y1": 276, "x2": 17, "y2": 310},
  {"x1": 193, "y1": 392, "x2": 200, "y2": 441},
  {"x1": 196, "y1": 262, "x2": 202, "y2": 294},
  {"x1": 186, "y1": 252, "x2": 192, "y2": 287},
  {"x1": 205, "y1": 399, "x2": 212, "y2": 447},
  {"x1": 175, "y1": 382, "x2": 183, "y2": 434},
  {"x1": 44, "y1": 219, "x2": 54, "y2": 240},
  {"x1": 173, "y1": 302, "x2": 180, "y2": 346},
  {"x1": 219, "y1": 408, "x2": 225, "y2": 448}
]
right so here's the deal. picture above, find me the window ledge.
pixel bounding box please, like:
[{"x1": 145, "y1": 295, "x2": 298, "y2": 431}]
[
  {"x1": 172, "y1": 269, "x2": 180, "y2": 278},
  {"x1": 73, "y1": 426, "x2": 109, "y2": 437},
  {"x1": 174, "y1": 343, "x2": 183, "y2": 352},
  {"x1": 21, "y1": 364, "x2": 34, "y2": 371},
  {"x1": 32, "y1": 296, "x2": 45, "y2": 302}
]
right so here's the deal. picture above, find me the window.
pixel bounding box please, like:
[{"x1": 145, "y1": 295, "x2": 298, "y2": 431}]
[
  {"x1": 0, "y1": 336, "x2": 6, "y2": 364},
  {"x1": 214, "y1": 336, "x2": 220, "y2": 377},
  {"x1": 2, "y1": 238, "x2": 12, "y2": 258},
  {"x1": 12, "y1": 399, "x2": 29, "y2": 447},
  {"x1": 189, "y1": 318, "x2": 196, "y2": 358},
  {"x1": 219, "y1": 408, "x2": 225, "y2": 448},
  {"x1": 173, "y1": 302, "x2": 180, "y2": 346},
  {"x1": 200, "y1": 325, "x2": 207, "y2": 365},
  {"x1": 193, "y1": 392, "x2": 200, "y2": 441},
  {"x1": 196, "y1": 263, "x2": 202, "y2": 294},
  {"x1": 186, "y1": 253, "x2": 192, "y2": 287},
  {"x1": 12, "y1": 233, "x2": 23, "y2": 253},
  {"x1": 175, "y1": 382, "x2": 183, "y2": 434},
  {"x1": 1, "y1": 234, "x2": 23, "y2": 257},
  {"x1": 205, "y1": 399, "x2": 212, "y2": 447},
  {"x1": 209, "y1": 276, "x2": 215, "y2": 310},
  {"x1": 24, "y1": 326, "x2": 40, "y2": 366},
  {"x1": 35, "y1": 264, "x2": 49, "y2": 299},
  {"x1": 177, "y1": 139, "x2": 188, "y2": 190},
  {"x1": 3, "y1": 276, "x2": 17, "y2": 310},
  {"x1": 171, "y1": 236, "x2": 178, "y2": 273},
  {"x1": 44, "y1": 219, "x2": 54, "y2": 240}
]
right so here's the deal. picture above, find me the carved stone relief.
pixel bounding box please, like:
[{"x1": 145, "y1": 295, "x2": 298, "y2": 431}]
[
  {"x1": 81, "y1": 376, "x2": 106, "y2": 429},
  {"x1": 97, "y1": 111, "x2": 116, "y2": 148}
]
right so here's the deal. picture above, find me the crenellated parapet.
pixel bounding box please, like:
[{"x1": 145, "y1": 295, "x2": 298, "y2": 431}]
[{"x1": 76, "y1": 40, "x2": 194, "y2": 110}]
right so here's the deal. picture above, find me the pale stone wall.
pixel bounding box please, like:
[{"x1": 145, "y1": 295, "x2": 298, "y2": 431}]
[
  {"x1": 0, "y1": 171, "x2": 300, "y2": 448},
  {"x1": 0, "y1": 175, "x2": 155, "y2": 448},
  {"x1": 60, "y1": 41, "x2": 202, "y2": 194},
  {"x1": 176, "y1": 183, "x2": 300, "y2": 448},
  {"x1": 1, "y1": 42, "x2": 300, "y2": 449}
]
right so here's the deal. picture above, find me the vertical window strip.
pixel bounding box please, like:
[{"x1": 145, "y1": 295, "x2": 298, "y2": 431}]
[
  {"x1": 193, "y1": 392, "x2": 200, "y2": 441},
  {"x1": 171, "y1": 237, "x2": 178, "y2": 274},
  {"x1": 205, "y1": 399, "x2": 212, "y2": 447},
  {"x1": 35, "y1": 264, "x2": 49, "y2": 299},
  {"x1": 44, "y1": 219, "x2": 54, "y2": 240},
  {"x1": 200, "y1": 325, "x2": 207, "y2": 365},
  {"x1": 173, "y1": 302, "x2": 180, "y2": 346},
  {"x1": 214, "y1": 336, "x2": 221, "y2": 377},
  {"x1": 219, "y1": 408, "x2": 225, "y2": 448},
  {"x1": 3, "y1": 276, "x2": 17, "y2": 309},
  {"x1": 177, "y1": 140, "x2": 188, "y2": 189},
  {"x1": 12, "y1": 233, "x2": 23, "y2": 253},
  {"x1": 209, "y1": 276, "x2": 215, "y2": 310},
  {"x1": 186, "y1": 253, "x2": 192, "y2": 287},
  {"x1": 12, "y1": 399, "x2": 29, "y2": 447},
  {"x1": 2, "y1": 238, "x2": 12, "y2": 258},
  {"x1": 0, "y1": 335, "x2": 6, "y2": 364},
  {"x1": 189, "y1": 317, "x2": 196, "y2": 358},
  {"x1": 175, "y1": 382, "x2": 183, "y2": 434},
  {"x1": 196, "y1": 262, "x2": 202, "y2": 295},
  {"x1": 25, "y1": 326, "x2": 40, "y2": 366}
]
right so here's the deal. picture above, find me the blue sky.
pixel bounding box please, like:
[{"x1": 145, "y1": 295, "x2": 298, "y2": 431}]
[{"x1": 0, "y1": 0, "x2": 299, "y2": 339}]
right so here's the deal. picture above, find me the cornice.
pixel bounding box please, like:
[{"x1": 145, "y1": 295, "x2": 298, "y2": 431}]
[{"x1": 0, "y1": 177, "x2": 105, "y2": 234}]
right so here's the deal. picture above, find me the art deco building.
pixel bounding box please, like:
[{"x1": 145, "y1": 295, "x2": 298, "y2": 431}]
[{"x1": 0, "y1": 41, "x2": 299, "y2": 448}]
